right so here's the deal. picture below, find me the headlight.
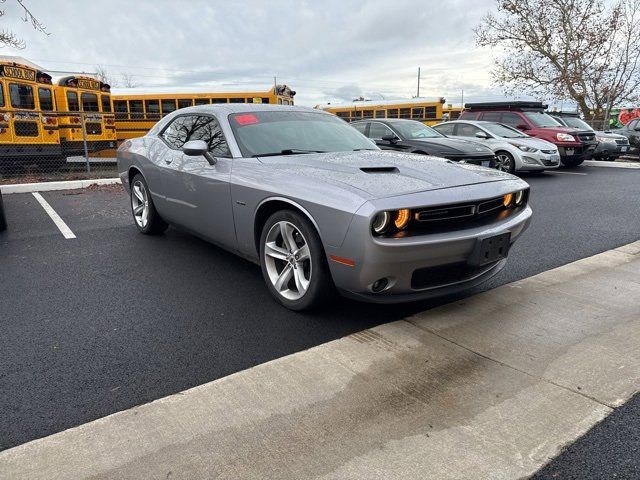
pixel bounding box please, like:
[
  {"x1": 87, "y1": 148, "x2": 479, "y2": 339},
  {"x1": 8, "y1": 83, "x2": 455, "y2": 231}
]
[
  {"x1": 505, "y1": 189, "x2": 527, "y2": 208},
  {"x1": 515, "y1": 190, "x2": 525, "y2": 205},
  {"x1": 372, "y1": 211, "x2": 391, "y2": 234},
  {"x1": 516, "y1": 145, "x2": 538, "y2": 152},
  {"x1": 503, "y1": 193, "x2": 513, "y2": 207},
  {"x1": 596, "y1": 136, "x2": 614, "y2": 143},
  {"x1": 372, "y1": 209, "x2": 411, "y2": 235},
  {"x1": 556, "y1": 133, "x2": 576, "y2": 142}
]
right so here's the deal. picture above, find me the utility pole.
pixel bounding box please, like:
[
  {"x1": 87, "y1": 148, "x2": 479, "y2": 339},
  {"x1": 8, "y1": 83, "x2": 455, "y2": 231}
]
[
  {"x1": 461, "y1": 89, "x2": 464, "y2": 107},
  {"x1": 416, "y1": 67, "x2": 421, "y2": 98}
]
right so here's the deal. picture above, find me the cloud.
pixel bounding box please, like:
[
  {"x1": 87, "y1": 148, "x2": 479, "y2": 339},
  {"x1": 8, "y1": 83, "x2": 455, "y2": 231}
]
[{"x1": 2, "y1": 0, "x2": 504, "y2": 105}]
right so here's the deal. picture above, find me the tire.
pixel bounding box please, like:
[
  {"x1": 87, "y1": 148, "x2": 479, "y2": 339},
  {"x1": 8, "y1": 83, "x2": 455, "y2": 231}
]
[
  {"x1": 0, "y1": 191, "x2": 7, "y2": 232},
  {"x1": 259, "y1": 210, "x2": 334, "y2": 311},
  {"x1": 130, "y1": 173, "x2": 168, "y2": 235},
  {"x1": 495, "y1": 151, "x2": 516, "y2": 173},
  {"x1": 561, "y1": 157, "x2": 584, "y2": 167}
]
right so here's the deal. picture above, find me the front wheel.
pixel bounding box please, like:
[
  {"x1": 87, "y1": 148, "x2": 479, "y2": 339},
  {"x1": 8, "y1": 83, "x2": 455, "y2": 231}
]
[
  {"x1": 130, "y1": 174, "x2": 168, "y2": 235},
  {"x1": 260, "y1": 210, "x2": 334, "y2": 311},
  {"x1": 495, "y1": 151, "x2": 516, "y2": 173}
]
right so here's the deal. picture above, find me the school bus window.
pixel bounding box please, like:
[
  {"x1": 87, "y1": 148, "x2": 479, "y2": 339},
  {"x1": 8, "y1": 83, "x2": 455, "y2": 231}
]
[
  {"x1": 230, "y1": 97, "x2": 244, "y2": 103},
  {"x1": 129, "y1": 100, "x2": 143, "y2": 118},
  {"x1": 161, "y1": 99, "x2": 176, "y2": 113},
  {"x1": 177, "y1": 99, "x2": 192, "y2": 109},
  {"x1": 399, "y1": 108, "x2": 411, "y2": 119},
  {"x1": 412, "y1": 107, "x2": 424, "y2": 119},
  {"x1": 362, "y1": 110, "x2": 373, "y2": 119},
  {"x1": 262, "y1": 97, "x2": 269, "y2": 104},
  {"x1": 0, "y1": 84, "x2": 4, "y2": 107},
  {"x1": 425, "y1": 106, "x2": 437, "y2": 119},
  {"x1": 38, "y1": 87, "x2": 53, "y2": 111},
  {"x1": 145, "y1": 99, "x2": 160, "y2": 114},
  {"x1": 194, "y1": 98, "x2": 209, "y2": 106},
  {"x1": 211, "y1": 98, "x2": 227, "y2": 104},
  {"x1": 101, "y1": 95, "x2": 112, "y2": 112},
  {"x1": 450, "y1": 110, "x2": 460, "y2": 120},
  {"x1": 336, "y1": 111, "x2": 349, "y2": 120},
  {"x1": 81, "y1": 93, "x2": 100, "y2": 111},
  {"x1": 114, "y1": 100, "x2": 127, "y2": 113},
  {"x1": 10, "y1": 83, "x2": 35, "y2": 109},
  {"x1": 375, "y1": 110, "x2": 385, "y2": 118},
  {"x1": 66, "y1": 91, "x2": 79, "y2": 111},
  {"x1": 387, "y1": 109, "x2": 399, "y2": 118}
]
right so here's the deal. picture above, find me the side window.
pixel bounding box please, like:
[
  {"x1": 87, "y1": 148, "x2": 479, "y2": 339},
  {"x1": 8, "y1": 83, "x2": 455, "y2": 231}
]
[
  {"x1": 145, "y1": 99, "x2": 161, "y2": 119},
  {"x1": 362, "y1": 110, "x2": 373, "y2": 119},
  {"x1": 399, "y1": 108, "x2": 411, "y2": 119},
  {"x1": 0, "y1": 83, "x2": 4, "y2": 107},
  {"x1": 194, "y1": 98, "x2": 209, "y2": 106},
  {"x1": 627, "y1": 119, "x2": 638, "y2": 129},
  {"x1": 113, "y1": 100, "x2": 128, "y2": 120},
  {"x1": 387, "y1": 109, "x2": 399, "y2": 119},
  {"x1": 500, "y1": 112, "x2": 524, "y2": 127},
  {"x1": 433, "y1": 123, "x2": 454, "y2": 136},
  {"x1": 352, "y1": 122, "x2": 368, "y2": 134},
  {"x1": 81, "y1": 93, "x2": 99, "y2": 111},
  {"x1": 38, "y1": 87, "x2": 53, "y2": 111},
  {"x1": 369, "y1": 122, "x2": 394, "y2": 139},
  {"x1": 177, "y1": 98, "x2": 192, "y2": 109},
  {"x1": 211, "y1": 98, "x2": 227, "y2": 104},
  {"x1": 161, "y1": 99, "x2": 176, "y2": 114},
  {"x1": 229, "y1": 98, "x2": 244, "y2": 103},
  {"x1": 481, "y1": 112, "x2": 501, "y2": 122},
  {"x1": 412, "y1": 107, "x2": 424, "y2": 119},
  {"x1": 66, "y1": 91, "x2": 79, "y2": 111},
  {"x1": 161, "y1": 115, "x2": 231, "y2": 157},
  {"x1": 456, "y1": 123, "x2": 483, "y2": 137},
  {"x1": 375, "y1": 110, "x2": 385, "y2": 118},
  {"x1": 129, "y1": 100, "x2": 143, "y2": 118}
]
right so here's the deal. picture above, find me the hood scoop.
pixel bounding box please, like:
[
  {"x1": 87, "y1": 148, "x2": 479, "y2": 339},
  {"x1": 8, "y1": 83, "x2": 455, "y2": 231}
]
[{"x1": 359, "y1": 166, "x2": 399, "y2": 173}]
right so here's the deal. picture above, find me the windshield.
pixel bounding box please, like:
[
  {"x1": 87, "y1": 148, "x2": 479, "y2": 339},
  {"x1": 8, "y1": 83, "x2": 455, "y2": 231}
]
[
  {"x1": 392, "y1": 120, "x2": 443, "y2": 139},
  {"x1": 229, "y1": 111, "x2": 378, "y2": 157},
  {"x1": 559, "y1": 116, "x2": 593, "y2": 131},
  {"x1": 522, "y1": 111, "x2": 563, "y2": 127},
  {"x1": 483, "y1": 122, "x2": 527, "y2": 138}
]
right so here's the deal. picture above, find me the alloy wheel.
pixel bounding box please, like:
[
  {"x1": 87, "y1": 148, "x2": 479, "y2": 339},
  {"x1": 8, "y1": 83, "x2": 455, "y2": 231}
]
[
  {"x1": 263, "y1": 221, "x2": 312, "y2": 301},
  {"x1": 131, "y1": 180, "x2": 149, "y2": 228},
  {"x1": 496, "y1": 153, "x2": 513, "y2": 172}
]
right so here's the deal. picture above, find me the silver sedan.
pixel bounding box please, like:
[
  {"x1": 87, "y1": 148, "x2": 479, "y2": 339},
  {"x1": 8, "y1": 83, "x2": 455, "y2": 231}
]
[{"x1": 117, "y1": 104, "x2": 532, "y2": 310}]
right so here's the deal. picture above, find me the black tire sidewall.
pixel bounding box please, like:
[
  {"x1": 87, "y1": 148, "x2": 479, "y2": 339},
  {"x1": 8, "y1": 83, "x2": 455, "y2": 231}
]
[
  {"x1": 0, "y1": 192, "x2": 7, "y2": 232},
  {"x1": 130, "y1": 173, "x2": 167, "y2": 235},
  {"x1": 259, "y1": 210, "x2": 333, "y2": 311}
]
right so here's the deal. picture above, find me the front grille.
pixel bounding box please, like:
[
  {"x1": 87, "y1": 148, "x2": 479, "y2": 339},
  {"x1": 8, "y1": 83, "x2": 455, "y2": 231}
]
[
  {"x1": 411, "y1": 261, "x2": 498, "y2": 290},
  {"x1": 541, "y1": 158, "x2": 559, "y2": 166},
  {"x1": 577, "y1": 132, "x2": 596, "y2": 142},
  {"x1": 615, "y1": 138, "x2": 629, "y2": 145},
  {"x1": 86, "y1": 122, "x2": 102, "y2": 135},
  {"x1": 477, "y1": 197, "x2": 503, "y2": 214},
  {"x1": 416, "y1": 204, "x2": 474, "y2": 222},
  {"x1": 541, "y1": 149, "x2": 556, "y2": 154},
  {"x1": 14, "y1": 121, "x2": 39, "y2": 137}
]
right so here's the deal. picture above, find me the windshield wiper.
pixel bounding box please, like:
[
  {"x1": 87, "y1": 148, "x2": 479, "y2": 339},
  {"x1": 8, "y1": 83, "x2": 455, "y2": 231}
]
[{"x1": 252, "y1": 149, "x2": 326, "y2": 157}]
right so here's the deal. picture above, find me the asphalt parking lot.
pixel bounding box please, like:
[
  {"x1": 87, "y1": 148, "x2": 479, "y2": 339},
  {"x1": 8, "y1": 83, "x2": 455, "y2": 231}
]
[{"x1": 1, "y1": 165, "x2": 639, "y2": 476}]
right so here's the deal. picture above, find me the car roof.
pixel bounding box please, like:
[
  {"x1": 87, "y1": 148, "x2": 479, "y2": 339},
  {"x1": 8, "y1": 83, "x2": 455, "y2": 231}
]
[
  {"x1": 170, "y1": 103, "x2": 322, "y2": 116},
  {"x1": 351, "y1": 118, "x2": 423, "y2": 124}
]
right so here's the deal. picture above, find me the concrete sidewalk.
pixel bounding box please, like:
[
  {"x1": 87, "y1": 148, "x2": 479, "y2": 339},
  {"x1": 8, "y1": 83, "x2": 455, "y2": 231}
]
[{"x1": 1, "y1": 242, "x2": 639, "y2": 480}]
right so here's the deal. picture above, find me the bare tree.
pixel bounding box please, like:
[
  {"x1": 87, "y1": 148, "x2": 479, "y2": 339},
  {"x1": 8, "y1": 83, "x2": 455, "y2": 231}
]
[
  {"x1": 475, "y1": 0, "x2": 640, "y2": 122},
  {"x1": 121, "y1": 72, "x2": 137, "y2": 88},
  {"x1": 0, "y1": 0, "x2": 48, "y2": 48},
  {"x1": 94, "y1": 65, "x2": 117, "y2": 87}
]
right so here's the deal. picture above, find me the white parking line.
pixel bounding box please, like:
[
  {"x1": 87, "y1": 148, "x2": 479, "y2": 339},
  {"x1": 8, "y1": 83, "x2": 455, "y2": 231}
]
[
  {"x1": 547, "y1": 171, "x2": 588, "y2": 175},
  {"x1": 32, "y1": 192, "x2": 76, "y2": 239}
]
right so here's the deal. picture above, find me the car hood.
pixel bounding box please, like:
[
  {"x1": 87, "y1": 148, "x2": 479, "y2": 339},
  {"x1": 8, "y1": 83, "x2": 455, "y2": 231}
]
[
  {"x1": 410, "y1": 137, "x2": 494, "y2": 155},
  {"x1": 594, "y1": 130, "x2": 627, "y2": 139},
  {"x1": 257, "y1": 150, "x2": 513, "y2": 199},
  {"x1": 505, "y1": 136, "x2": 557, "y2": 150}
]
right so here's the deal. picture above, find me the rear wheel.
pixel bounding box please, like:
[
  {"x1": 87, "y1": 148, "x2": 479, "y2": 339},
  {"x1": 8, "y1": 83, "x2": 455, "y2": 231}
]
[
  {"x1": 260, "y1": 210, "x2": 334, "y2": 311},
  {"x1": 495, "y1": 151, "x2": 515, "y2": 173},
  {"x1": 130, "y1": 174, "x2": 168, "y2": 235},
  {"x1": 0, "y1": 191, "x2": 7, "y2": 232}
]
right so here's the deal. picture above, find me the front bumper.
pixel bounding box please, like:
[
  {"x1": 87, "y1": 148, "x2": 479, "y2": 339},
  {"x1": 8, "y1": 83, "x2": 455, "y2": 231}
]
[
  {"x1": 517, "y1": 151, "x2": 560, "y2": 171},
  {"x1": 557, "y1": 142, "x2": 597, "y2": 161},
  {"x1": 327, "y1": 201, "x2": 532, "y2": 304}
]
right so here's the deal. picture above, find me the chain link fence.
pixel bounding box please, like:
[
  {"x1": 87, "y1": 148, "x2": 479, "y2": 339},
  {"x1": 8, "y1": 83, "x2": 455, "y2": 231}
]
[{"x1": 0, "y1": 110, "x2": 119, "y2": 185}]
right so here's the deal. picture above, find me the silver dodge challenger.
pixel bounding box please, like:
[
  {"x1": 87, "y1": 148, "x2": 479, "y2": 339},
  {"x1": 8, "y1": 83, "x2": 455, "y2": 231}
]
[{"x1": 117, "y1": 104, "x2": 532, "y2": 310}]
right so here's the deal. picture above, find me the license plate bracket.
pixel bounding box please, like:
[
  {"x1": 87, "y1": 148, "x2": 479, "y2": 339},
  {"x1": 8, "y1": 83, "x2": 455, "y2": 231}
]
[{"x1": 468, "y1": 232, "x2": 511, "y2": 267}]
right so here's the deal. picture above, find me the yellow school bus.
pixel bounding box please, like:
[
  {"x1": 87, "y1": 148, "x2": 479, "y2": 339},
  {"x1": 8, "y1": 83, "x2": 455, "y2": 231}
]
[
  {"x1": 0, "y1": 60, "x2": 63, "y2": 164},
  {"x1": 53, "y1": 75, "x2": 117, "y2": 156},
  {"x1": 443, "y1": 104, "x2": 462, "y2": 121},
  {"x1": 111, "y1": 84, "x2": 296, "y2": 143},
  {"x1": 316, "y1": 97, "x2": 446, "y2": 125}
]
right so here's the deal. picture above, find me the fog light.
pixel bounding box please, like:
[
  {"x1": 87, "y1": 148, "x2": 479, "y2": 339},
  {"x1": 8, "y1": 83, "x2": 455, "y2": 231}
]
[{"x1": 371, "y1": 278, "x2": 388, "y2": 293}]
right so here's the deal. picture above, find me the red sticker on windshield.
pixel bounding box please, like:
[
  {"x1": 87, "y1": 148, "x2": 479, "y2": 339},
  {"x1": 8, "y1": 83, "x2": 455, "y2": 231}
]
[{"x1": 235, "y1": 114, "x2": 259, "y2": 125}]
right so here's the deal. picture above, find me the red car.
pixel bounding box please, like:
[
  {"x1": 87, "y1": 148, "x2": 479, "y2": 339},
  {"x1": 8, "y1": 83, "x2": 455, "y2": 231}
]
[{"x1": 460, "y1": 101, "x2": 597, "y2": 167}]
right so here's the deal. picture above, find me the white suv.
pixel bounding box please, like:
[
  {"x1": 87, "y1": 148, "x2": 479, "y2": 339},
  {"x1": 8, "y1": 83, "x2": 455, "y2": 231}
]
[{"x1": 433, "y1": 120, "x2": 560, "y2": 173}]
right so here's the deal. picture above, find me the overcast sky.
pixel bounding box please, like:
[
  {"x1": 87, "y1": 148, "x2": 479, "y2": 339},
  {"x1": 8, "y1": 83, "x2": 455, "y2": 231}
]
[{"x1": 1, "y1": 0, "x2": 514, "y2": 106}]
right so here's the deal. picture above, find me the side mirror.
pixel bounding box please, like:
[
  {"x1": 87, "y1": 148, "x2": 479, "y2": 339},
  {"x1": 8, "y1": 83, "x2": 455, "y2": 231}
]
[
  {"x1": 475, "y1": 131, "x2": 489, "y2": 139},
  {"x1": 182, "y1": 140, "x2": 216, "y2": 165},
  {"x1": 516, "y1": 124, "x2": 529, "y2": 131},
  {"x1": 381, "y1": 134, "x2": 398, "y2": 143}
]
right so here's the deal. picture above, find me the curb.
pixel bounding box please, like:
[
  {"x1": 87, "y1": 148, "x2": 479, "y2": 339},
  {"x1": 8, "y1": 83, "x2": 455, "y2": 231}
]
[
  {"x1": 583, "y1": 160, "x2": 640, "y2": 169},
  {"x1": 0, "y1": 178, "x2": 121, "y2": 195}
]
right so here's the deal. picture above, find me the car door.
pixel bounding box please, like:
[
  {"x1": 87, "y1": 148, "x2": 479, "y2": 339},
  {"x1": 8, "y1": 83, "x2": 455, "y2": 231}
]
[
  {"x1": 159, "y1": 114, "x2": 236, "y2": 248},
  {"x1": 627, "y1": 119, "x2": 640, "y2": 148}
]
